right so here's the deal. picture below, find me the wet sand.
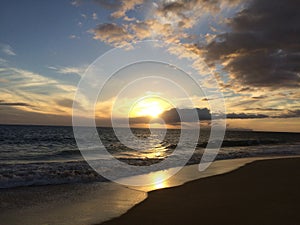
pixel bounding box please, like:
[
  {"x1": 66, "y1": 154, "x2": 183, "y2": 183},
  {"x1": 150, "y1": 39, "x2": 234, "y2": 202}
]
[
  {"x1": 101, "y1": 158, "x2": 300, "y2": 225},
  {"x1": 0, "y1": 157, "x2": 261, "y2": 225}
]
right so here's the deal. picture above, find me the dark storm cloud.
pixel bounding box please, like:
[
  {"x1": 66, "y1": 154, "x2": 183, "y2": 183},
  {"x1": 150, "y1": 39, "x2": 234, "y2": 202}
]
[{"x1": 204, "y1": 0, "x2": 300, "y2": 88}]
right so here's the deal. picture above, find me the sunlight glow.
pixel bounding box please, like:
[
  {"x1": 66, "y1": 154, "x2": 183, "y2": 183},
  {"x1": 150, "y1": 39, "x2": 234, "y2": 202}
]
[
  {"x1": 151, "y1": 172, "x2": 170, "y2": 189},
  {"x1": 129, "y1": 97, "x2": 171, "y2": 118}
]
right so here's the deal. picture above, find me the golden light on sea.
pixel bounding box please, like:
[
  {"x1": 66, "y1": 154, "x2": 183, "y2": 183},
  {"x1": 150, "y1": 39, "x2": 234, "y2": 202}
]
[{"x1": 151, "y1": 172, "x2": 170, "y2": 189}]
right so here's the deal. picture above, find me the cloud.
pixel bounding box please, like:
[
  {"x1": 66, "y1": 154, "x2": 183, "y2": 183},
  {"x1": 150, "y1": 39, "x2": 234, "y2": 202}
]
[
  {"x1": 0, "y1": 58, "x2": 8, "y2": 65},
  {"x1": 111, "y1": 0, "x2": 144, "y2": 18},
  {"x1": 91, "y1": 19, "x2": 184, "y2": 47},
  {"x1": 0, "y1": 65, "x2": 77, "y2": 116},
  {"x1": 132, "y1": 19, "x2": 175, "y2": 39},
  {"x1": 0, "y1": 44, "x2": 16, "y2": 56},
  {"x1": 71, "y1": 0, "x2": 82, "y2": 7},
  {"x1": 129, "y1": 107, "x2": 271, "y2": 125},
  {"x1": 91, "y1": 23, "x2": 133, "y2": 47},
  {"x1": 0, "y1": 105, "x2": 114, "y2": 127},
  {"x1": 55, "y1": 98, "x2": 75, "y2": 108},
  {"x1": 92, "y1": 12, "x2": 98, "y2": 20},
  {"x1": 204, "y1": 0, "x2": 300, "y2": 88},
  {"x1": 48, "y1": 65, "x2": 86, "y2": 76},
  {"x1": 94, "y1": 0, "x2": 144, "y2": 18},
  {"x1": 69, "y1": 34, "x2": 79, "y2": 39},
  {"x1": 55, "y1": 98, "x2": 84, "y2": 111},
  {"x1": 0, "y1": 106, "x2": 73, "y2": 126},
  {"x1": 251, "y1": 95, "x2": 266, "y2": 100},
  {"x1": 244, "y1": 108, "x2": 282, "y2": 112},
  {"x1": 0, "y1": 100, "x2": 32, "y2": 107},
  {"x1": 160, "y1": 108, "x2": 211, "y2": 123},
  {"x1": 1, "y1": 67, "x2": 58, "y2": 89},
  {"x1": 156, "y1": 0, "x2": 242, "y2": 19},
  {"x1": 153, "y1": 0, "x2": 243, "y2": 32},
  {"x1": 90, "y1": 0, "x2": 241, "y2": 47},
  {"x1": 274, "y1": 110, "x2": 300, "y2": 118},
  {"x1": 226, "y1": 113, "x2": 269, "y2": 119}
]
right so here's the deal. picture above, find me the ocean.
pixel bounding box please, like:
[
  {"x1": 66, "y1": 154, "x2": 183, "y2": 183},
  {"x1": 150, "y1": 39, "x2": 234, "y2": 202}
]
[{"x1": 0, "y1": 125, "x2": 299, "y2": 189}]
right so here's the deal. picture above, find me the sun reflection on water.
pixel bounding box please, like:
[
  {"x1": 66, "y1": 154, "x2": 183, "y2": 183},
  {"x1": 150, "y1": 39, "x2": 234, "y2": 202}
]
[
  {"x1": 151, "y1": 172, "x2": 170, "y2": 189},
  {"x1": 118, "y1": 169, "x2": 173, "y2": 190}
]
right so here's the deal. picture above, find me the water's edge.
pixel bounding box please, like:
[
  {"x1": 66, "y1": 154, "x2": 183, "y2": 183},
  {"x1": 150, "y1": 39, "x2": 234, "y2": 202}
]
[{"x1": 0, "y1": 156, "x2": 299, "y2": 225}]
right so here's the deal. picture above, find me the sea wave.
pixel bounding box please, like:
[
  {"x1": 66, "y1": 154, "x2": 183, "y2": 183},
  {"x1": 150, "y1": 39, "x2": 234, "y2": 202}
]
[{"x1": 1, "y1": 143, "x2": 299, "y2": 189}]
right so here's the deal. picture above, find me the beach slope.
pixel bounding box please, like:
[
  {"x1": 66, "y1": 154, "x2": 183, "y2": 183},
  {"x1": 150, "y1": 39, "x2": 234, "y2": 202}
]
[{"x1": 101, "y1": 158, "x2": 300, "y2": 225}]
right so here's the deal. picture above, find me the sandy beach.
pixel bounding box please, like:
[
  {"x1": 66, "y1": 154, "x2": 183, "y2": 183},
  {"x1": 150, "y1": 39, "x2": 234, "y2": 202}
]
[{"x1": 101, "y1": 158, "x2": 300, "y2": 225}]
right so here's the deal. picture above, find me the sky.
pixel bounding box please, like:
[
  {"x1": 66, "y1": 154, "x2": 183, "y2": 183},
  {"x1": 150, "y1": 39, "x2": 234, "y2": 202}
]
[{"x1": 0, "y1": 0, "x2": 299, "y2": 132}]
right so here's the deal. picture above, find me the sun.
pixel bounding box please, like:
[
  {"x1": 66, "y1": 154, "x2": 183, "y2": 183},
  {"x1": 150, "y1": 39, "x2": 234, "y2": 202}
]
[
  {"x1": 141, "y1": 101, "x2": 163, "y2": 117},
  {"x1": 130, "y1": 97, "x2": 170, "y2": 118}
]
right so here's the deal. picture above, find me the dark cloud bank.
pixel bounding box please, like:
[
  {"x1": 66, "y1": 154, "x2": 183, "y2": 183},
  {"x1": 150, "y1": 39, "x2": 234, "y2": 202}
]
[
  {"x1": 130, "y1": 107, "x2": 300, "y2": 125},
  {"x1": 204, "y1": 0, "x2": 300, "y2": 88},
  {"x1": 130, "y1": 107, "x2": 272, "y2": 125}
]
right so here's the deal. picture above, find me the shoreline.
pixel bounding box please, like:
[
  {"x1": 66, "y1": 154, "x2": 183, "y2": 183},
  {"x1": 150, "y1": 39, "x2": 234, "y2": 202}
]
[
  {"x1": 100, "y1": 157, "x2": 300, "y2": 225},
  {"x1": 0, "y1": 156, "x2": 299, "y2": 225},
  {"x1": 125, "y1": 155, "x2": 300, "y2": 192}
]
